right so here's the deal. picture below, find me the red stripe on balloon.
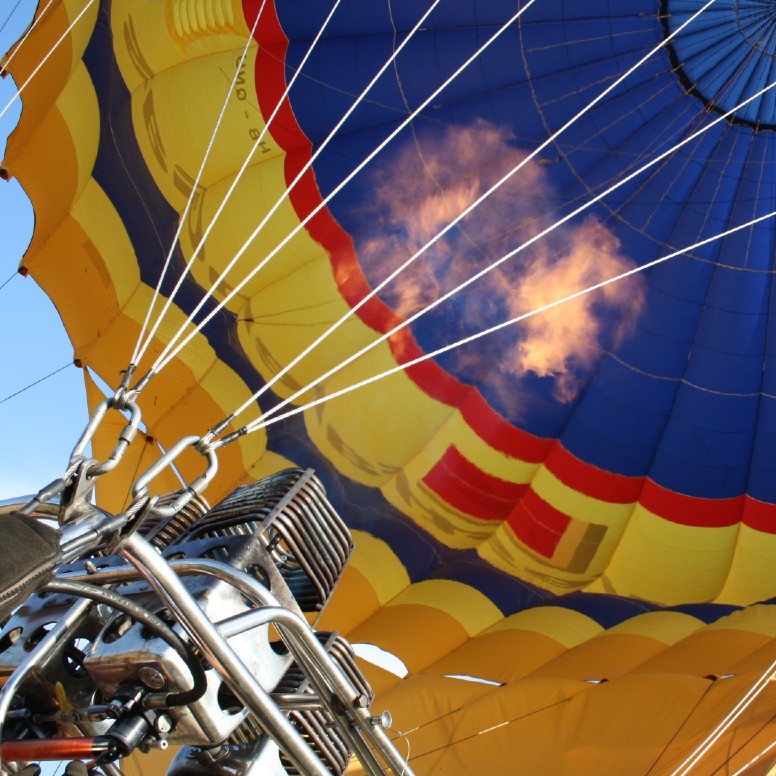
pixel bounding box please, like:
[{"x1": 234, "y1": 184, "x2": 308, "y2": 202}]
[
  {"x1": 423, "y1": 445, "x2": 527, "y2": 521},
  {"x1": 742, "y1": 496, "x2": 776, "y2": 533},
  {"x1": 508, "y1": 488, "x2": 571, "y2": 558},
  {"x1": 544, "y1": 444, "x2": 642, "y2": 503},
  {"x1": 638, "y1": 480, "x2": 743, "y2": 528}
]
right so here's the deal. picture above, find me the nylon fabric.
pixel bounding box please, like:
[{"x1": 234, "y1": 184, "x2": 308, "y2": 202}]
[{"x1": 8, "y1": 0, "x2": 776, "y2": 772}]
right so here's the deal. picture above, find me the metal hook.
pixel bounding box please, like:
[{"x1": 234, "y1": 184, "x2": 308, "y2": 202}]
[
  {"x1": 69, "y1": 396, "x2": 142, "y2": 478},
  {"x1": 131, "y1": 436, "x2": 219, "y2": 519}
]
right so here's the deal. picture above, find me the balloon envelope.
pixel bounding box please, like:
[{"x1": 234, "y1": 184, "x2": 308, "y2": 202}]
[{"x1": 5, "y1": 0, "x2": 776, "y2": 771}]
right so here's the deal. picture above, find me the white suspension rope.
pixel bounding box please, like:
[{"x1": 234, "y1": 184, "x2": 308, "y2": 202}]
[
  {"x1": 135, "y1": 0, "x2": 442, "y2": 369},
  {"x1": 230, "y1": 21, "x2": 775, "y2": 438},
  {"x1": 132, "y1": 0, "x2": 351, "y2": 370},
  {"x1": 670, "y1": 656, "x2": 776, "y2": 776},
  {"x1": 129, "y1": 0, "x2": 269, "y2": 366},
  {"x1": 147, "y1": 0, "x2": 540, "y2": 381},
  {"x1": 0, "y1": 0, "x2": 55, "y2": 71},
  {"x1": 222, "y1": 0, "x2": 719, "y2": 429},
  {"x1": 216, "y1": 206, "x2": 776, "y2": 442},
  {"x1": 731, "y1": 734, "x2": 776, "y2": 776},
  {"x1": 0, "y1": 0, "x2": 96, "y2": 124}
]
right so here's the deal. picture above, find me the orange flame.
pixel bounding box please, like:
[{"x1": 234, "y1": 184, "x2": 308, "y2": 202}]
[{"x1": 357, "y1": 120, "x2": 644, "y2": 404}]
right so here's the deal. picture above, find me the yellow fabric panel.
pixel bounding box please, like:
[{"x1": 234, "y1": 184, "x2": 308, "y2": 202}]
[
  {"x1": 1, "y1": 0, "x2": 96, "y2": 156},
  {"x1": 422, "y1": 630, "x2": 569, "y2": 684},
  {"x1": 3, "y1": 65, "x2": 98, "y2": 259},
  {"x1": 23, "y1": 216, "x2": 117, "y2": 356},
  {"x1": 527, "y1": 632, "x2": 671, "y2": 681},
  {"x1": 129, "y1": 47, "x2": 277, "y2": 217},
  {"x1": 607, "y1": 609, "x2": 704, "y2": 642},
  {"x1": 386, "y1": 580, "x2": 502, "y2": 637},
  {"x1": 236, "y1": 248, "x2": 378, "y2": 397},
  {"x1": 390, "y1": 676, "x2": 590, "y2": 775},
  {"x1": 707, "y1": 603, "x2": 776, "y2": 637},
  {"x1": 347, "y1": 605, "x2": 472, "y2": 675},
  {"x1": 305, "y1": 353, "x2": 453, "y2": 489},
  {"x1": 488, "y1": 606, "x2": 602, "y2": 648},
  {"x1": 718, "y1": 524, "x2": 776, "y2": 605},
  {"x1": 390, "y1": 672, "x2": 774, "y2": 775},
  {"x1": 644, "y1": 670, "x2": 776, "y2": 774},
  {"x1": 112, "y1": 0, "x2": 251, "y2": 93},
  {"x1": 316, "y1": 566, "x2": 382, "y2": 635},
  {"x1": 633, "y1": 627, "x2": 772, "y2": 678},
  {"x1": 341, "y1": 530, "x2": 411, "y2": 606},
  {"x1": 67, "y1": 177, "x2": 138, "y2": 308},
  {"x1": 44, "y1": 62, "x2": 98, "y2": 202},
  {"x1": 183, "y1": 161, "x2": 329, "y2": 310},
  {"x1": 376, "y1": 674, "x2": 505, "y2": 774},
  {"x1": 725, "y1": 637, "x2": 776, "y2": 680},
  {"x1": 589, "y1": 503, "x2": 740, "y2": 603}
]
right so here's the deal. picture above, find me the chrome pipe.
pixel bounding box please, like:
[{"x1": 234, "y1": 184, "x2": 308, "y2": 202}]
[
  {"x1": 168, "y1": 560, "x2": 411, "y2": 776},
  {"x1": 212, "y1": 604, "x2": 406, "y2": 776},
  {"x1": 0, "y1": 596, "x2": 92, "y2": 771},
  {"x1": 118, "y1": 532, "x2": 331, "y2": 776},
  {"x1": 272, "y1": 693, "x2": 324, "y2": 712},
  {"x1": 59, "y1": 558, "x2": 413, "y2": 774}
]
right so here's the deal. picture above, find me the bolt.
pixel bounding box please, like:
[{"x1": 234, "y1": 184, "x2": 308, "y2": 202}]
[
  {"x1": 138, "y1": 665, "x2": 167, "y2": 690},
  {"x1": 370, "y1": 710, "x2": 392, "y2": 729}
]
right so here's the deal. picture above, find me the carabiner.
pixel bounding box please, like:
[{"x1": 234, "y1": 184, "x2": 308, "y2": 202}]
[
  {"x1": 69, "y1": 395, "x2": 142, "y2": 477},
  {"x1": 131, "y1": 435, "x2": 219, "y2": 519}
]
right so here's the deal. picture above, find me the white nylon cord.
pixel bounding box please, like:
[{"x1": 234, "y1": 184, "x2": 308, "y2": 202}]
[
  {"x1": 732, "y1": 734, "x2": 776, "y2": 776},
  {"x1": 0, "y1": 0, "x2": 96, "y2": 124},
  {"x1": 136, "y1": 0, "x2": 443, "y2": 369},
  {"x1": 670, "y1": 657, "x2": 776, "y2": 776},
  {"x1": 221, "y1": 206, "x2": 776, "y2": 440},
  {"x1": 149, "y1": 0, "x2": 540, "y2": 379},
  {"x1": 129, "y1": 0, "x2": 269, "y2": 365},
  {"x1": 228, "y1": 0, "x2": 718, "y2": 429},
  {"x1": 0, "y1": 0, "x2": 55, "y2": 73},
  {"x1": 133, "y1": 0, "x2": 350, "y2": 367},
  {"x1": 233, "y1": 16, "x2": 776, "y2": 438}
]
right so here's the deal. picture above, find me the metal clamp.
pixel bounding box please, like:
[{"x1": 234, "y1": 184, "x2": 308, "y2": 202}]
[
  {"x1": 69, "y1": 396, "x2": 142, "y2": 477},
  {"x1": 131, "y1": 436, "x2": 218, "y2": 519}
]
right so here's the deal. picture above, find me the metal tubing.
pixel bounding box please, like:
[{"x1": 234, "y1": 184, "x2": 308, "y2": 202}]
[
  {"x1": 167, "y1": 561, "x2": 409, "y2": 776},
  {"x1": 0, "y1": 596, "x2": 92, "y2": 771},
  {"x1": 212, "y1": 605, "x2": 407, "y2": 776},
  {"x1": 1, "y1": 737, "x2": 110, "y2": 762},
  {"x1": 131, "y1": 437, "x2": 218, "y2": 518},
  {"x1": 118, "y1": 532, "x2": 330, "y2": 776},
  {"x1": 59, "y1": 560, "x2": 413, "y2": 774},
  {"x1": 272, "y1": 693, "x2": 324, "y2": 712}
]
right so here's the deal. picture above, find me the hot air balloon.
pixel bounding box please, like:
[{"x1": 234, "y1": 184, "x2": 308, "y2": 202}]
[{"x1": 4, "y1": 0, "x2": 776, "y2": 772}]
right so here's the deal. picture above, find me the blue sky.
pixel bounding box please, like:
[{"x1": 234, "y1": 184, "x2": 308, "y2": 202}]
[{"x1": 0, "y1": 0, "x2": 88, "y2": 501}]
